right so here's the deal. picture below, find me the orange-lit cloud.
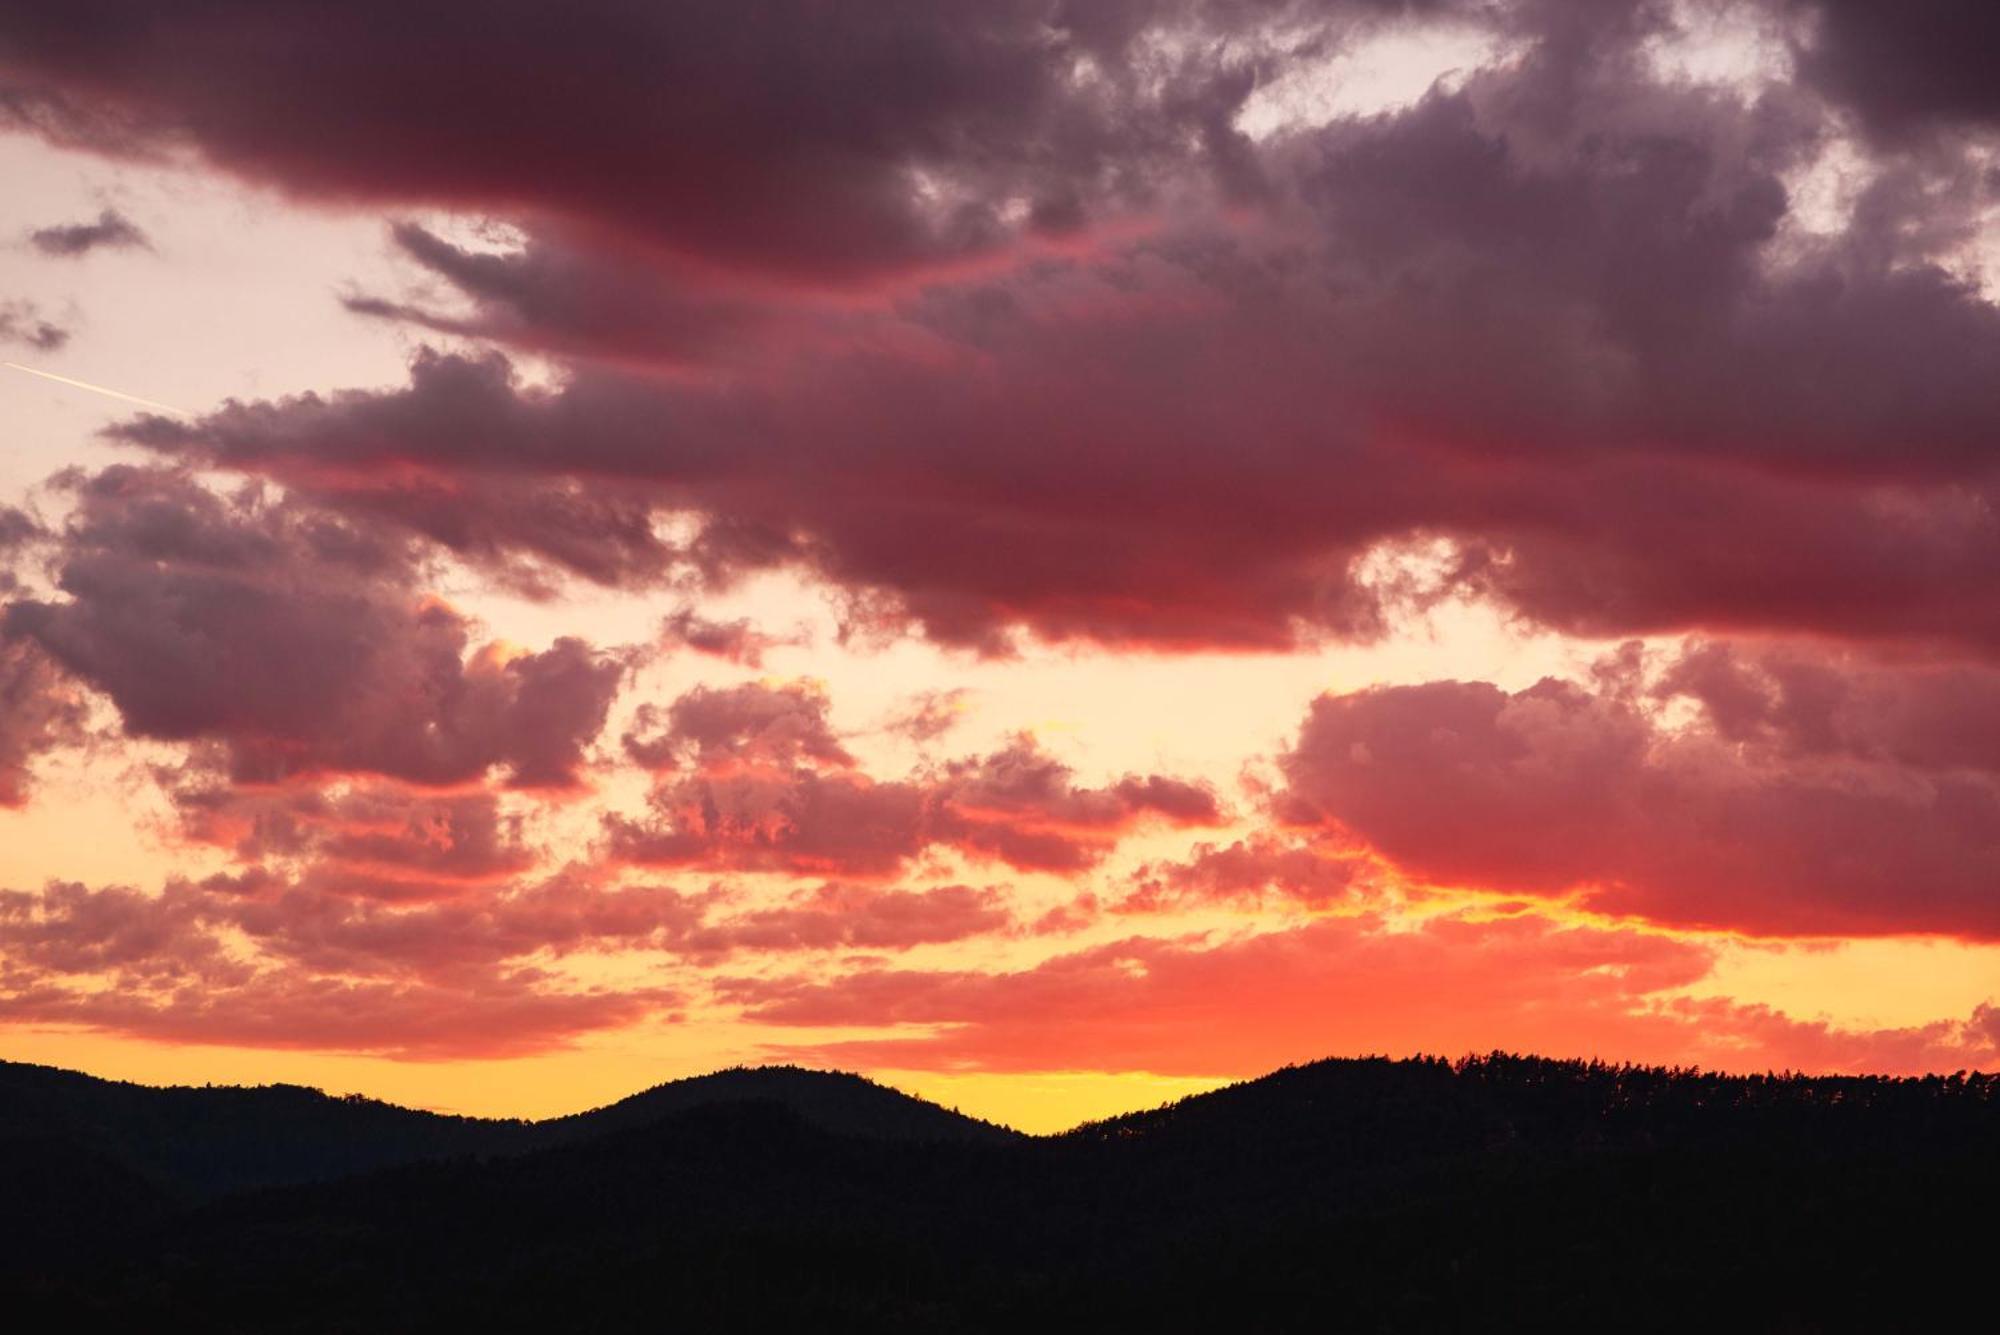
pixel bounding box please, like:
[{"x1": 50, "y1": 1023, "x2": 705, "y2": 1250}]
[{"x1": 732, "y1": 911, "x2": 2000, "y2": 1078}]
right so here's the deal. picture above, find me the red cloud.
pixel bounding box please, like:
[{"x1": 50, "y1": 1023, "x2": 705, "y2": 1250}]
[
  {"x1": 1119, "y1": 834, "x2": 1376, "y2": 913},
  {"x1": 0, "y1": 966, "x2": 671, "y2": 1061},
  {"x1": 0, "y1": 874, "x2": 693, "y2": 1057},
  {"x1": 677, "y1": 882, "x2": 1015, "y2": 958},
  {"x1": 0, "y1": 863, "x2": 1021, "y2": 1058},
  {"x1": 727, "y1": 912, "x2": 2000, "y2": 1078}
]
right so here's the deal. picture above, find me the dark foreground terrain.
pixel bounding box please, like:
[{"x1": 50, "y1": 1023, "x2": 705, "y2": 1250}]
[{"x1": 2, "y1": 1054, "x2": 1994, "y2": 1332}]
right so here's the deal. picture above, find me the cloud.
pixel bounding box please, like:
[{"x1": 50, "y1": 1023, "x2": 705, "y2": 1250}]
[
  {"x1": 0, "y1": 862, "x2": 1021, "y2": 1057},
  {"x1": 0, "y1": 879, "x2": 231, "y2": 979},
  {"x1": 0, "y1": 962, "x2": 671, "y2": 1060},
  {"x1": 659, "y1": 607, "x2": 798, "y2": 669},
  {"x1": 927, "y1": 738, "x2": 1226, "y2": 870},
  {"x1": 1274, "y1": 648, "x2": 2000, "y2": 938},
  {"x1": 164, "y1": 779, "x2": 538, "y2": 901},
  {"x1": 678, "y1": 881, "x2": 1016, "y2": 957},
  {"x1": 344, "y1": 223, "x2": 775, "y2": 368},
  {"x1": 0, "y1": 0, "x2": 1309, "y2": 284},
  {"x1": 608, "y1": 769, "x2": 931, "y2": 879},
  {"x1": 1799, "y1": 0, "x2": 2000, "y2": 136},
  {"x1": 2, "y1": 467, "x2": 626, "y2": 789},
  {"x1": 0, "y1": 504, "x2": 36, "y2": 600},
  {"x1": 117, "y1": 352, "x2": 686, "y2": 593},
  {"x1": 1657, "y1": 640, "x2": 2000, "y2": 774},
  {"x1": 97, "y1": 15, "x2": 2000, "y2": 654},
  {"x1": 612, "y1": 680, "x2": 1224, "y2": 876},
  {"x1": 0, "y1": 504, "x2": 40, "y2": 553},
  {"x1": 0, "y1": 298, "x2": 68, "y2": 350},
  {"x1": 0, "y1": 511, "x2": 81, "y2": 804},
  {"x1": 3, "y1": 0, "x2": 1999, "y2": 1077},
  {"x1": 0, "y1": 639, "x2": 87, "y2": 807},
  {"x1": 725, "y1": 910, "x2": 2000, "y2": 1077},
  {"x1": 883, "y1": 689, "x2": 972, "y2": 745},
  {"x1": 27, "y1": 206, "x2": 148, "y2": 257},
  {"x1": 627, "y1": 680, "x2": 855, "y2": 771},
  {"x1": 0, "y1": 869, "x2": 693, "y2": 1056},
  {"x1": 1119, "y1": 834, "x2": 1377, "y2": 913}
]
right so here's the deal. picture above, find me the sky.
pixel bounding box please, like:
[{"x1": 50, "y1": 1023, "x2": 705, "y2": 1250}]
[{"x1": 1, "y1": 0, "x2": 1998, "y2": 1133}]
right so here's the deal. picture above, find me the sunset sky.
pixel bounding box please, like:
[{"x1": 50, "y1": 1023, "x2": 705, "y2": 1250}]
[{"x1": 2, "y1": 0, "x2": 1998, "y2": 1132}]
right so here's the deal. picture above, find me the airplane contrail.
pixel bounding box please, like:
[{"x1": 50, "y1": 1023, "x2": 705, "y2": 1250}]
[{"x1": 2, "y1": 361, "x2": 194, "y2": 418}]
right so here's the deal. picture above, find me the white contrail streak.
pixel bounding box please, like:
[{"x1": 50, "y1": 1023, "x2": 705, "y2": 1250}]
[{"x1": 2, "y1": 361, "x2": 193, "y2": 418}]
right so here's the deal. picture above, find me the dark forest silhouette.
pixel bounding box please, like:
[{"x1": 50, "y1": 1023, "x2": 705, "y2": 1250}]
[{"x1": 3, "y1": 1053, "x2": 1994, "y2": 1331}]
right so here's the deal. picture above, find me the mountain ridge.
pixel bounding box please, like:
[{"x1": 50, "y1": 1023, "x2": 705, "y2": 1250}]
[
  {"x1": 5, "y1": 1052, "x2": 1995, "y2": 1330},
  {"x1": 0, "y1": 1057, "x2": 1015, "y2": 1200}
]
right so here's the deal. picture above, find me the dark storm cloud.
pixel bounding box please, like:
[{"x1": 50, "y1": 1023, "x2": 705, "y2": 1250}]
[
  {"x1": 342, "y1": 224, "x2": 773, "y2": 368},
  {"x1": 0, "y1": 0, "x2": 1370, "y2": 283},
  {"x1": 88, "y1": 0, "x2": 2000, "y2": 654},
  {"x1": 1798, "y1": 0, "x2": 2000, "y2": 136}
]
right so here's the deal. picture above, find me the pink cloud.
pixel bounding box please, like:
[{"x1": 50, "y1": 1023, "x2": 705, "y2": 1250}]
[
  {"x1": 0, "y1": 862, "x2": 1021, "y2": 1058},
  {"x1": 613, "y1": 682, "x2": 1224, "y2": 876},
  {"x1": 1276, "y1": 653, "x2": 2000, "y2": 938},
  {"x1": 3, "y1": 467, "x2": 626, "y2": 790}
]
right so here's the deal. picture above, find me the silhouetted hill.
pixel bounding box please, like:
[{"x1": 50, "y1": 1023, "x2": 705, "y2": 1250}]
[
  {"x1": 0, "y1": 1135, "x2": 171, "y2": 1259},
  {"x1": 1072, "y1": 1050, "x2": 2000, "y2": 1158},
  {"x1": 0, "y1": 1059, "x2": 1011, "y2": 1203},
  {"x1": 0, "y1": 1060, "x2": 529, "y2": 1200},
  {"x1": 3, "y1": 1053, "x2": 1995, "y2": 1331},
  {"x1": 545, "y1": 1064, "x2": 1018, "y2": 1146}
]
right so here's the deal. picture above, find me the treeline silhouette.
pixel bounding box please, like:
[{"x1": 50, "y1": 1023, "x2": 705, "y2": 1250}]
[{"x1": 3, "y1": 1053, "x2": 1994, "y2": 1332}]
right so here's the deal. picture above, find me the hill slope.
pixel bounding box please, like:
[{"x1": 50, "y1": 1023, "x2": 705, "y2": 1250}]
[
  {"x1": 3, "y1": 1053, "x2": 1995, "y2": 1331},
  {"x1": 546, "y1": 1064, "x2": 1018, "y2": 1146},
  {"x1": 0, "y1": 1059, "x2": 528, "y2": 1199},
  {"x1": 0, "y1": 1058, "x2": 1012, "y2": 1202}
]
